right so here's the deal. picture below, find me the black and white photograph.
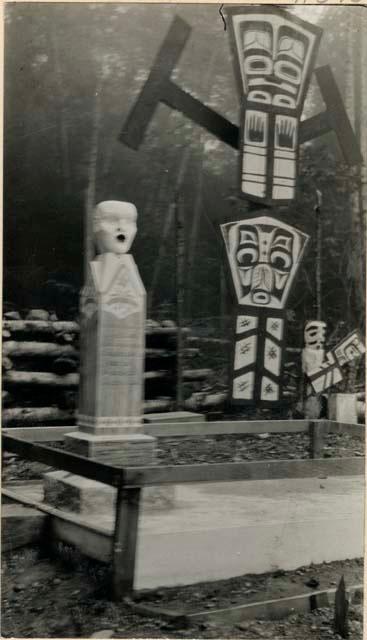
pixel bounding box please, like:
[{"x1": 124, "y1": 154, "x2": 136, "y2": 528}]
[{"x1": 2, "y1": 2, "x2": 366, "y2": 638}]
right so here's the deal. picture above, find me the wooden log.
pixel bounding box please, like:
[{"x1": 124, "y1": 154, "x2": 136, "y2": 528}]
[
  {"x1": 2, "y1": 407, "x2": 76, "y2": 427},
  {"x1": 2, "y1": 356, "x2": 13, "y2": 371},
  {"x1": 53, "y1": 357, "x2": 79, "y2": 374},
  {"x1": 144, "y1": 370, "x2": 170, "y2": 381},
  {"x1": 185, "y1": 392, "x2": 227, "y2": 410},
  {"x1": 184, "y1": 348, "x2": 200, "y2": 358},
  {"x1": 3, "y1": 329, "x2": 11, "y2": 339},
  {"x1": 3, "y1": 341, "x2": 78, "y2": 358},
  {"x1": 2, "y1": 390, "x2": 14, "y2": 407},
  {"x1": 4, "y1": 371, "x2": 79, "y2": 387},
  {"x1": 145, "y1": 348, "x2": 175, "y2": 359},
  {"x1": 4, "y1": 311, "x2": 21, "y2": 320},
  {"x1": 56, "y1": 332, "x2": 76, "y2": 344},
  {"x1": 3, "y1": 320, "x2": 80, "y2": 335},
  {"x1": 145, "y1": 369, "x2": 212, "y2": 382},
  {"x1": 143, "y1": 399, "x2": 174, "y2": 413},
  {"x1": 186, "y1": 336, "x2": 230, "y2": 345},
  {"x1": 112, "y1": 487, "x2": 141, "y2": 598},
  {"x1": 183, "y1": 368, "x2": 212, "y2": 381},
  {"x1": 4, "y1": 369, "x2": 181, "y2": 388}
]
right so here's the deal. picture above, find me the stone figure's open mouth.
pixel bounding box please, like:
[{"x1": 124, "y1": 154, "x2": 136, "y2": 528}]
[{"x1": 117, "y1": 234, "x2": 126, "y2": 243}]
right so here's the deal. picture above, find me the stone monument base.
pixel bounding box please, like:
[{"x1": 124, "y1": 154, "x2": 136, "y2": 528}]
[
  {"x1": 64, "y1": 431, "x2": 155, "y2": 466},
  {"x1": 43, "y1": 429, "x2": 175, "y2": 513},
  {"x1": 328, "y1": 393, "x2": 358, "y2": 424},
  {"x1": 44, "y1": 470, "x2": 175, "y2": 514}
]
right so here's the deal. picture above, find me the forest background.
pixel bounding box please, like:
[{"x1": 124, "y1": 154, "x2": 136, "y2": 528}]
[{"x1": 4, "y1": 4, "x2": 366, "y2": 392}]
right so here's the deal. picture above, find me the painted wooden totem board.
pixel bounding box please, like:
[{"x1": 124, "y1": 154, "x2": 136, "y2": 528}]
[{"x1": 221, "y1": 215, "x2": 309, "y2": 405}]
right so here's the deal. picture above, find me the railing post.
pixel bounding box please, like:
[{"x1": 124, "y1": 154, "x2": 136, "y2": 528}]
[
  {"x1": 309, "y1": 420, "x2": 325, "y2": 458},
  {"x1": 112, "y1": 485, "x2": 141, "y2": 599}
]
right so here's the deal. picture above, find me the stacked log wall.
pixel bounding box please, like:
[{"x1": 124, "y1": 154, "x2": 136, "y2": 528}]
[{"x1": 2, "y1": 311, "x2": 216, "y2": 427}]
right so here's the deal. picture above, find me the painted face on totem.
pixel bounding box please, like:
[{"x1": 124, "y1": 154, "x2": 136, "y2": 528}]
[
  {"x1": 93, "y1": 201, "x2": 137, "y2": 255},
  {"x1": 230, "y1": 10, "x2": 318, "y2": 110},
  {"x1": 222, "y1": 216, "x2": 309, "y2": 309},
  {"x1": 242, "y1": 23, "x2": 307, "y2": 110},
  {"x1": 304, "y1": 320, "x2": 327, "y2": 350}
]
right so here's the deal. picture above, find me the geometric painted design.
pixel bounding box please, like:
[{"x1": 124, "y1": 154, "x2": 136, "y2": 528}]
[
  {"x1": 226, "y1": 5, "x2": 322, "y2": 205},
  {"x1": 229, "y1": 308, "x2": 286, "y2": 406},
  {"x1": 308, "y1": 351, "x2": 343, "y2": 394},
  {"x1": 333, "y1": 330, "x2": 365, "y2": 368},
  {"x1": 221, "y1": 216, "x2": 309, "y2": 309},
  {"x1": 236, "y1": 314, "x2": 258, "y2": 335},
  {"x1": 266, "y1": 317, "x2": 284, "y2": 341},
  {"x1": 261, "y1": 376, "x2": 279, "y2": 401},
  {"x1": 233, "y1": 371, "x2": 255, "y2": 401},
  {"x1": 264, "y1": 338, "x2": 281, "y2": 377},
  {"x1": 80, "y1": 284, "x2": 98, "y2": 320},
  {"x1": 234, "y1": 335, "x2": 257, "y2": 370}
]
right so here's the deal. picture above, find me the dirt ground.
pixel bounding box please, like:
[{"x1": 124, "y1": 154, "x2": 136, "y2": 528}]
[
  {"x1": 1, "y1": 546, "x2": 363, "y2": 639},
  {"x1": 2, "y1": 430, "x2": 364, "y2": 638}
]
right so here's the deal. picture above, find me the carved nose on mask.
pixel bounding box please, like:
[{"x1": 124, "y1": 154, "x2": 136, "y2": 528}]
[{"x1": 251, "y1": 264, "x2": 273, "y2": 304}]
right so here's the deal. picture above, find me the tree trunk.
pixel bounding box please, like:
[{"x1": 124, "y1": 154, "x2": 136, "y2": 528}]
[{"x1": 147, "y1": 146, "x2": 190, "y2": 314}]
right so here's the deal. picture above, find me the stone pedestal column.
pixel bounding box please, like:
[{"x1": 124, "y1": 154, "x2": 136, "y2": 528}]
[{"x1": 65, "y1": 252, "x2": 155, "y2": 466}]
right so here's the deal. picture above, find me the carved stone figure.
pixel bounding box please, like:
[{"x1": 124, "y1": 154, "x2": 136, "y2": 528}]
[{"x1": 66, "y1": 201, "x2": 154, "y2": 465}]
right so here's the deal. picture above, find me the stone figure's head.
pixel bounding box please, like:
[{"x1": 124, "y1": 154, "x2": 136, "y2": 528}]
[{"x1": 93, "y1": 201, "x2": 137, "y2": 255}]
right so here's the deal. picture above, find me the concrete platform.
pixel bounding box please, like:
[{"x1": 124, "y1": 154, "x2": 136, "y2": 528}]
[
  {"x1": 4, "y1": 475, "x2": 364, "y2": 591},
  {"x1": 135, "y1": 475, "x2": 364, "y2": 589}
]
